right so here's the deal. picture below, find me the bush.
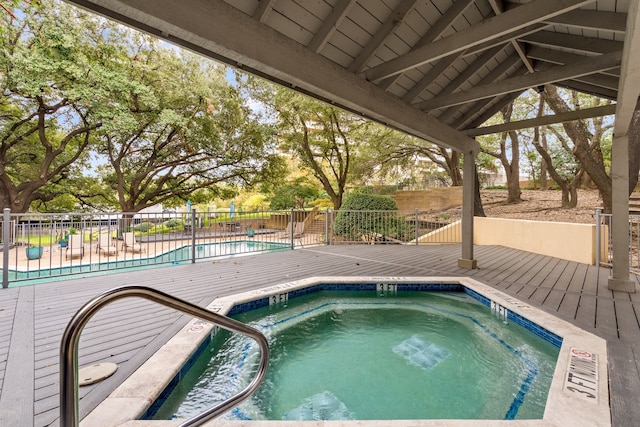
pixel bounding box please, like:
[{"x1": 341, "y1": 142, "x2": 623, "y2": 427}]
[
  {"x1": 133, "y1": 222, "x2": 155, "y2": 232},
  {"x1": 334, "y1": 193, "x2": 413, "y2": 241},
  {"x1": 340, "y1": 192, "x2": 398, "y2": 211},
  {"x1": 162, "y1": 218, "x2": 184, "y2": 229}
]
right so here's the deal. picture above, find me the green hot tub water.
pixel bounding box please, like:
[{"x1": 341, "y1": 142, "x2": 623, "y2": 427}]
[{"x1": 151, "y1": 291, "x2": 560, "y2": 421}]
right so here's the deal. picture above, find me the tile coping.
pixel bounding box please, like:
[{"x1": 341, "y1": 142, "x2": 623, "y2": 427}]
[{"x1": 80, "y1": 276, "x2": 610, "y2": 427}]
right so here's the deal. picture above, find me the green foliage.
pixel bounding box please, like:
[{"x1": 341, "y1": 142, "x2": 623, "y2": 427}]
[
  {"x1": 333, "y1": 193, "x2": 413, "y2": 241},
  {"x1": 162, "y1": 219, "x2": 184, "y2": 229},
  {"x1": 269, "y1": 180, "x2": 321, "y2": 209},
  {"x1": 133, "y1": 222, "x2": 154, "y2": 232},
  {"x1": 340, "y1": 192, "x2": 398, "y2": 210},
  {"x1": 0, "y1": 1, "x2": 117, "y2": 212},
  {"x1": 242, "y1": 194, "x2": 269, "y2": 211}
]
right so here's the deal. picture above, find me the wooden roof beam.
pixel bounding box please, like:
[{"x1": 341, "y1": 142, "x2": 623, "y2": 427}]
[
  {"x1": 458, "y1": 91, "x2": 524, "y2": 130},
  {"x1": 417, "y1": 50, "x2": 622, "y2": 110},
  {"x1": 363, "y1": 0, "x2": 594, "y2": 82},
  {"x1": 307, "y1": 0, "x2": 356, "y2": 53},
  {"x1": 504, "y1": 2, "x2": 627, "y2": 33},
  {"x1": 527, "y1": 46, "x2": 621, "y2": 77},
  {"x1": 435, "y1": 53, "x2": 520, "y2": 123},
  {"x1": 379, "y1": 0, "x2": 475, "y2": 90},
  {"x1": 252, "y1": 0, "x2": 275, "y2": 23},
  {"x1": 464, "y1": 103, "x2": 616, "y2": 136},
  {"x1": 348, "y1": 0, "x2": 419, "y2": 73},
  {"x1": 519, "y1": 31, "x2": 623, "y2": 55}
]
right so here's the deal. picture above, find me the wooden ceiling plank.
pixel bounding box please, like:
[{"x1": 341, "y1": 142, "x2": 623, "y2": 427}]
[
  {"x1": 348, "y1": 0, "x2": 419, "y2": 73},
  {"x1": 488, "y1": 0, "x2": 535, "y2": 73},
  {"x1": 363, "y1": 0, "x2": 595, "y2": 82},
  {"x1": 417, "y1": 50, "x2": 622, "y2": 110},
  {"x1": 402, "y1": 52, "x2": 463, "y2": 102},
  {"x1": 253, "y1": 0, "x2": 276, "y2": 23},
  {"x1": 307, "y1": 0, "x2": 356, "y2": 53},
  {"x1": 379, "y1": 0, "x2": 475, "y2": 90},
  {"x1": 438, "y1": 56, "x2": 519, "y2": 123}
]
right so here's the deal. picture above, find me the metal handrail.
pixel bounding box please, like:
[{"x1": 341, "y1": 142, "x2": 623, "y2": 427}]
[{"x1": 59, "y1": 285, "x2": 269, "y2": 427}]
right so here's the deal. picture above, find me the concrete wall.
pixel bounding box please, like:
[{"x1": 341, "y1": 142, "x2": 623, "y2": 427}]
[
  {"x1": 394, "y1": 187, "x2": 462, "y2": 211},
  {"x1": 418, "y1": 217, "x2": 608, "y2": 265}
]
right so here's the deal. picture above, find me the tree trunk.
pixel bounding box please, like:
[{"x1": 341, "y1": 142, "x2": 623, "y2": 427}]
[
  {"x1": 540, "y1": 130, "x2": 548, "y2": 190},
  {"x1": 448, "y1": 149, "x2": 463, "y2": 186},
  {"x1": 474, "y1": 165, "x2": 486, "y2": 217},
  {"x1": 629, "y1": 110, "x2": 640, "y2": 194},
  {"x1": 542, "y1": 86, "x2": 613, "y2": 211},
  {"x1": 506, "y1": 130, "x2": 522, "y2": 203}
]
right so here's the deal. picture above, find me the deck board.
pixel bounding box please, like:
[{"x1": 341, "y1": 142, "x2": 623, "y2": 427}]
[{"x1": 0, "y1": 244, "x2": 639, "y2": 426}]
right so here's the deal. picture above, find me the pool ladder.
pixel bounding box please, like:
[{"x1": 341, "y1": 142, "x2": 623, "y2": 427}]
[{"x1": 59, "y1": 285, "x2": 269, "y2": 427}]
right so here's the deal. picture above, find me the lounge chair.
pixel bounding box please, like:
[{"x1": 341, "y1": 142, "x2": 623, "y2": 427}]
[
  {"x1": 275, "y1": 222, "x2": 295, "y2": 238},
  {"x1": 122, "y1": 232, "x2": 145, "y2": 253},
  {"x1": 96, "y1": 233, "x2": 118, "y2": 256},
  {"x1": 65, "y1": 234, "x2": 84, "y2": 259},
  {"x1": 293, "y1": 222, "x2": 305, "y2": 238}
]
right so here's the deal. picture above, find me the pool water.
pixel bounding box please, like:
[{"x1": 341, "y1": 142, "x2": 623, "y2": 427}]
[
  {"x1": 151, "y1": 291, "x2": 560, "y2": 421},
  {"x1": 3, "y1": 240, "x2": 288, "y2": 285}
]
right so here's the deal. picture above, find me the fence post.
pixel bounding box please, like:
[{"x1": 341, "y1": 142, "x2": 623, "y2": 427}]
[
  {"x1": 2, "y1": 208, "x2": 9, "y2": 288},
  {"x1": 415, "y1": 208, "x2": 419, "y2": 245},
  {"x1": 325, "y1": 208, "x2": 329, "y2": 245},
  {"x1": 191, "y1": 209, "x2": 197, "y2": 264},
  {"x1": 595, "y1": 208, "x2": 601, "y2": 268},
  {"x1": 290, "y1": 208, "x2": 294, "y2": 249}
]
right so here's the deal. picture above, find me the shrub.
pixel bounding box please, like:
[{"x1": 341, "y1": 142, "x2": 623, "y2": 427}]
[
  {"x1": 162, "y1": 218, "x2": 184, "y2": 229},
  {"x1": 334, "y1": 193, "x2": 413, "y2": 241},
  {"x1": 133, "y1": 221, "x2": 155, "y2": 232}
]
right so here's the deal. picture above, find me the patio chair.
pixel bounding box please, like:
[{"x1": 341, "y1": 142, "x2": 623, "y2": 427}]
[
  {"x1": 122, "y1": 232, "x2": 145, "y2": 253},
  {"x1": 96, "y1": 233, "x2": 118, "y2": 256},
  {"x1": 65, "y1": 234, "x2": 84, "y2": 259},
  {"x1": 293, "y1": 222, "x2": 305, "y2": 238},
  {"x1": 275, "y1": 221, "x2": 295, "y2": 238}
]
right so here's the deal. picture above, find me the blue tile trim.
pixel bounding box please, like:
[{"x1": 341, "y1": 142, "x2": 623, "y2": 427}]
[
  {"x1": 228, "y1": 297, "x2": 270, "y2": 316},
  {"x1": 141, "y1": 332, "x2": 213, "y2": 420},
  {"x1": 143, "y1": 281, "x2": 563, "y2": 421}
]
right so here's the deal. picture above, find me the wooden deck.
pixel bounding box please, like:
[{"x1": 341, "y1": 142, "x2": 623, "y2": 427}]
[{"x1": 0, "y1": 244, "x2": 639, "y2": 426}]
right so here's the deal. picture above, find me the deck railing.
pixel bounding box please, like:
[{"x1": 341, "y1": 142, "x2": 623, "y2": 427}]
[
  {"x1": 0, "y1": 207, "x2": 459, "y2": 288},
  {"x1": 595, "y1": 208, "x2": 640, "y2": 271}
]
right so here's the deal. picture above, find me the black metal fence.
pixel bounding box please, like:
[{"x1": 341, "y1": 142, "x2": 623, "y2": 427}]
[{"x1": 1, "y1": 207, "x2": 459, "y2": 287}]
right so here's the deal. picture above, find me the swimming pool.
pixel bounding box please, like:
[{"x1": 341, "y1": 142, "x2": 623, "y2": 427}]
[
  {"x1": 149, "y1": 290, "x2": 560, "y2": 421},
  {"x1": 3, "y1": 240, "x2": 289, "y2": 286},
  {"x1": 83, "y1": 277, "x2": 611, "y2": 427}
]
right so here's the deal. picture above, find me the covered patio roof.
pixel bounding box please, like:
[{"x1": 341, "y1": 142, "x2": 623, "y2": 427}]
[{"x1": 64, "y1": 0, "x2": 640, "y2": 289}]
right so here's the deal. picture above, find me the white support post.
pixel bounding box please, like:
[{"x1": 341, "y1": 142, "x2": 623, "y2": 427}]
[{"x1": 608, "y1": 135, "x2": 635, "y2": 291}]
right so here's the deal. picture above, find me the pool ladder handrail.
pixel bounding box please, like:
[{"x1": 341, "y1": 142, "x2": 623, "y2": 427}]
[{"x1": 59, "y1": 285, "x2": 269, "y2": 427}]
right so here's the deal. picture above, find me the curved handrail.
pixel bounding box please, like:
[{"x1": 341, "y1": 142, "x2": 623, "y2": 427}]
[{"x1": 59, "y1": 285, "x2": 269, "y2": 427}]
